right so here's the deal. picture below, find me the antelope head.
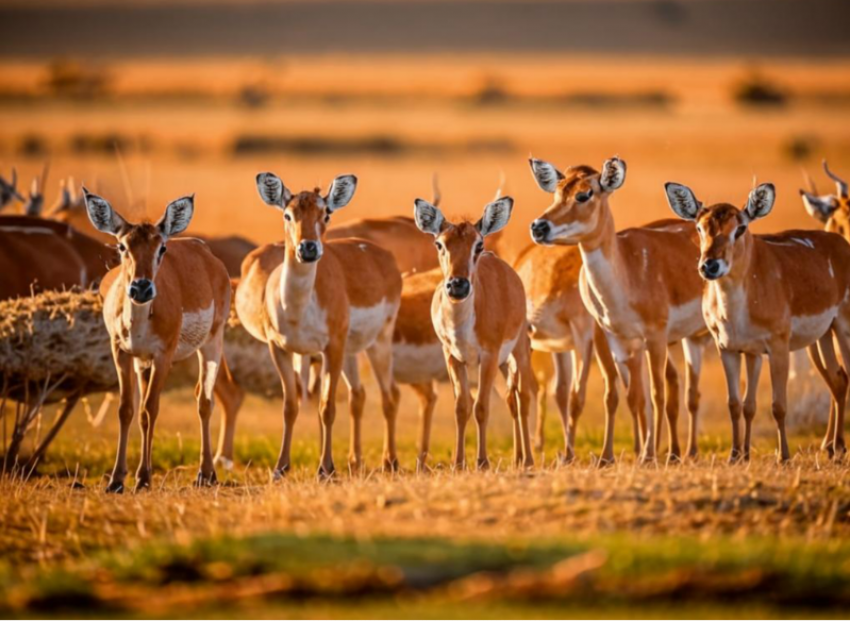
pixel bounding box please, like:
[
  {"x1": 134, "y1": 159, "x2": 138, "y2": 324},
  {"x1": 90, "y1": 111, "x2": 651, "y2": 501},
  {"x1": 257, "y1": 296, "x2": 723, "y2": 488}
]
[
  {"x1": 0, "y1": 168, "x2": 23, "y2": 210},
  {"x1": 800, "y1": 160, "x2": 850, "y2": 240},
  {"x1": 413, "y1": 191, "x2": 513, "y2": 301},
  {"x1": 83, "y1": 189, "x2": 194, "y2": 304},
  {"x1": 666, "y1": 181, "x2": 776, "y2": 281},
  {"x1": 528, "y1": 156, "x2": 626, "y2": 245},
  {"x1": 255, "y1": 172, "x2": 357, "y2": 264}
]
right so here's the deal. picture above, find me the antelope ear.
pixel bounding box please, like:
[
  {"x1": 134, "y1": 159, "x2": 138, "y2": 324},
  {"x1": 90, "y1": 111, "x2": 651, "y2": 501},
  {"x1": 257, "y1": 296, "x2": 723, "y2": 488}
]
[
  {"x1": 665, "y1": 182, "x2": 701, "y2": 221},
  {"x1": 745, "y1": 183, "x2": 776, "y2": 221},
  {"x1": 528, "y1": 158, "x2": 564, "y2": 193},
  {"x1": 600, "y1": 157, "x2": 627, "y2": 192},
  {"x1": 158, "y1": 195, "x2": 194, "y2": 238},
  {"x1": 800, "y1": 190, "x2": 837, "y2": 224},
  {"x1": 325, "y1": 174, "x2": 357, "y2": 212},
  {"x1": 82, "y1": 187, "x2": 127, "y2": 236},
  {"x1": 256, "y1": 172, "x2": 291, "y2": 209},
  {"x1": 477, "y1": 196, "x2": 514, "y2": 237},
  {"x1": 413, "y1": 198, "x2": 445, "y2": 236}
]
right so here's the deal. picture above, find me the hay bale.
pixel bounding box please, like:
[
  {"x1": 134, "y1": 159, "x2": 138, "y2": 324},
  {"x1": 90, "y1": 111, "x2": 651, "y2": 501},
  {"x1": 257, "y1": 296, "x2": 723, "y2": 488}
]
[{"x1": 0, "y1": 290, "x2": 279, "y2": 401}]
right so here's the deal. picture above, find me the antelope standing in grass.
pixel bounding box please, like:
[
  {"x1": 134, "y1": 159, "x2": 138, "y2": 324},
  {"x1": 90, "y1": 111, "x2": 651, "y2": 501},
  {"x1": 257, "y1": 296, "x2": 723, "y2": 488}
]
[
  {"x1": 0, "y1": 168, "x2": 23, "y2": 211},
  {"x1": 84, "y1": 190, "x2": 232, "y2": 492},
  {"x1": 414, "y1": 193, "x2": 536, "y2": 469},
  {"x1": 529, "y1": 157, "x2": 707, "y2": 464},
  {"x1": 669, "y1": 181, "x2": 850, "y2": 461},
  {"x1": 237, "y1": 173, "x2": 402, "y2": 478},
  {"x1": 514, "y1": 243, "x2": 623, "y2": 462}
]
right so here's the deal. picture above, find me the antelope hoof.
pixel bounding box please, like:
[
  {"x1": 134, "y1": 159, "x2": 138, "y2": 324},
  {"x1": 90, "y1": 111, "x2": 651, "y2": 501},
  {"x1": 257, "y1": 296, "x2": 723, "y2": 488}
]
[
  {"x1": 477, "y1": 458, "x2": 491, "y2": 471},
  {"x1": 195, "y1": 470, "x2": 218, "y2": 488},
  {"x1": 521, "y1": 457, "x2": 535, "y2": 470},
  {"x1": 639, "y1": 453, "x2": 656, "y2": 466},
  {"x1": 348, "y1": 457, "x2": 363, "y2": 475},
  {"x1": 105, "y1": 480, "x2": 125, "y2": 494},
  {"x1": 452, "y1": 459, "x2": 466, "y2": 472},
  {"x1": 382, "y1": 457, "x2": 400, "y2": 473},
  {"x1": 317, "y1": 464, "x2": 336, "y2": 480},
  {"x1": 597, "y1": 455, "x2": 615, "y2": 469},
  {"x1": 686, "y1": 446, "x2": 699, "y2": 461},
  {"x1": 415, "y1": 455, "x2": 429, "y2": 474},
  {"x1": 666, "y1": 451, "x2": 683, "y2": 465},
  {"x1": 558, "y1": 451, "x2": 576, "y2": 466},
  {"x1": 832, "y1": 442, "x2": 846, "y2": 461},
  {"x1": 133, "y1": 478, "x2": 151, "y2": 494},
  {"x1": 727, "y1": 449, "x2": 743, "y2": 465}
]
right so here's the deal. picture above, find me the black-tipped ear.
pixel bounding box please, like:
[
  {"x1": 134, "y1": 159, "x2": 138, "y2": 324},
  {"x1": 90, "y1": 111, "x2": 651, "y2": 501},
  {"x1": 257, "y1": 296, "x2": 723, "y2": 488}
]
[
  {"x1": 477, "y1": 197, "x2": 513, "y2": 237},
  {"x1": 158, "y1": 194, "x2": 194, "y2": 238},
  {"x1": 325, "y1": 174, "x2": 357, "y2": 212},
  {"x1": 413, "y1": 198, "x2": 445, "y2": 236},
  {"x1": 529, "y1": 158, "x2": 564, "y2": 193},
  {"x1": 664, "y1": 182, "x2": 700, "y2": 221},
  {"x1": 745, "y1": 183, "x2": 776, "y2": 221},
  {"x1": 256, "y1": 172, "x2": 290, "y2": 209},
  {"x1": 600, "y1": 157, "x2": 626, "y2": 192},
  {"x1": 82, "y1": 188, "x2": 127, "y2": 236}
]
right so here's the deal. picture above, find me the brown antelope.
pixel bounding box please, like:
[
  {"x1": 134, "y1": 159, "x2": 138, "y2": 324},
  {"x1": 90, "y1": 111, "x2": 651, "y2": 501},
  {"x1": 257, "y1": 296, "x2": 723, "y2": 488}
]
[
  {"x1": 668, "y1": 181, "x2": 850, "y2": 461},
  {"x1": 0, "y1": 167, "x2": 23, "y2": 211},
  {"x1": 529, "y1": 157, "x2": 707, "y2": 464},
  {"x1": 800, "y1": 160, "x2": 850, "y2": 240},
  {"x1": 513, "y1": 243, "x2": 624, "y2": 462},
  {"x1": 414, "y1": 193, "x2": 536, "y2": 469},
  {"x1": 83, "y1": 189, "x2": 232, "y2": 492},
  {"x1": 237, "y1": 173, "x2": 402, "y2": 478}
]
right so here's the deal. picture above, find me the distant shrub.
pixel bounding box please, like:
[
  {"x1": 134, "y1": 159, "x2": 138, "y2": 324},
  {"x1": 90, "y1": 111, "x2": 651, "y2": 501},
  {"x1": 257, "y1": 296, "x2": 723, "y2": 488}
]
[
  {"x1": 43, "y1": 59, "x2": 110, "y2": 99},
  {"x1": 734, "y1": 72, "x2": 787, "y2": 107},
  {"x1": 783, "y1": 135, "x2": 819, "y2": 162},
  {"x1": 18, "y1": 134, "x2": 48, "y2": 156}
]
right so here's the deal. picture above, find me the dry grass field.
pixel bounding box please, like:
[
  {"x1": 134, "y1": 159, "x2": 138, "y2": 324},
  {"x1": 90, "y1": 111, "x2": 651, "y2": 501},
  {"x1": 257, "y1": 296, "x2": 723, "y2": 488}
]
[{"x1": 3, "y1": 12, "x2": 850, "y2": 615}]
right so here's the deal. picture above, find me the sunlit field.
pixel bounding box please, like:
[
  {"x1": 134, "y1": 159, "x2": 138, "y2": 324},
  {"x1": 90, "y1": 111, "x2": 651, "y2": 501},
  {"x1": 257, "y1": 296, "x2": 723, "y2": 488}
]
[{"x1": 3, "y1": 13, "x2": 850, "y2": 618}]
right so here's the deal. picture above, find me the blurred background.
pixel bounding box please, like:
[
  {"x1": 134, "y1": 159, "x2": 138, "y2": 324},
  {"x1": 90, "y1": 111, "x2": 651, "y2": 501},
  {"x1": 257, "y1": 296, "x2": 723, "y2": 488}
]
[{"x1": 2, "y1": 0, "x2": 850, "y2": 253}]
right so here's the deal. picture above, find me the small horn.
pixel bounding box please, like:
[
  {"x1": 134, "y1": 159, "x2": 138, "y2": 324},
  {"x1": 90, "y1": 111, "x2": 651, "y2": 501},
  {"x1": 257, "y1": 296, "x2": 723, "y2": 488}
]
[
  {"x1": 10, "y1": 167, "x2": 16, "y2": 189},
  {"x1": 431, "y1": 172, "x2": 442, "y2": 208},
  {"x1": 801, "y1": 166, "x2": 819, "y2": 195},
  {"x1": 494, "y1": 169, "x2": 506, "y2": 200},
  {"x1": 823, "y1": 159, "x2": 848, "y2": 198}
]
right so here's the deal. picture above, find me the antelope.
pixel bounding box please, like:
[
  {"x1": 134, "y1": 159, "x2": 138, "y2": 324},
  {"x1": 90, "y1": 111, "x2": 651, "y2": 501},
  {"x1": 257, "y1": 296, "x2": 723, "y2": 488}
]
[
  {"x1": 0, "y1": 167, "x2": 23, "y2": 211},
  {"x1": 529, "y1": 157, "x2": 707, "y2": 464},
  {"x1": 800, "y1": 160, "x2": 850, "y2": 240},
  {"x1": 237, "y1": 173, "x2": 402, "y2": 478},
  {"x1": 668, "y1": 181, "x2": 850, "y2": 461},
  {"x1": 414, "y1": 192, "x2": 536, "y2": 469},
  {"x1": 22, "y1": 162, "x2": 50, "y2": 217},
  {"x1": 83, "y1": 189, "x2": 232, "y2": 492},
  {"x1": 513, "y1": 243, "x2": 623, "y2": 462}
]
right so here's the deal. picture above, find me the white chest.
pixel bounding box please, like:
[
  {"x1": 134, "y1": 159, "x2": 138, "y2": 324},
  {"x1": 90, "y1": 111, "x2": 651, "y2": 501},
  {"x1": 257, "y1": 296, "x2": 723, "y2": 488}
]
[
  {"x1": 270, "y1": 290, "x2": 330, "y2": 354},
  {"x1": 704, "y1": 284, "x2": 768, "y2": 353},
  {"x1": 435, "y1": 305, "x2": 480, "y2": 365}
]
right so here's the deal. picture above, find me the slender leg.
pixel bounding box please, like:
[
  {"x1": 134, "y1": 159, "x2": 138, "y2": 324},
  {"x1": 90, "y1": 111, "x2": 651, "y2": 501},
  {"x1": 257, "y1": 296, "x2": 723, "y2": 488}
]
[
  {"x1": 663, "y1": 357, "x2": 682, "y2": 461},
  {"x1": 365, "y1": 323, "x2": 401, "y2": 472},
  {"x1": 504, "y1": 366, "x2": 523, "y2": 466},
  {"x1": 341, "y1": 355, "x2": 366, "y2": 473},
  {"x1": 268, "y1": 343, "x2": 299, "y2": 479},
  {"x1": 682, "y1": 337, "x2": 704, "y2": 459},
  {"x1": 594, "y1": 327, "x2": 621, "y2": 464},
  {"x1": 719, "y1": 350, "x2": 744, "y2": 463},
  {"x1": 195, "y1": 328, "x2": 224, "y2": 486},
  {"x1": 567, "y1": 322, "x2": 594, "y2": 459},
  {"x1": 512, "y1": 330, "x2": 537, "y2": 468},
  {"x1": 134, "y1": 355, "x2": 171, "y2": 492},
  {"x1": 444, "y1": 349, "x2": 471, "y2": 470},
  {"x1": 317, "y1": 339, "x2": 345, "y2": 478},
  {"x1": 553, "y1": 351, "x2": 575, "y2": 462},
  {"x1": 213, "y1": 357, "x2": 244, "y2": 470},
  {"x1": 533, "y1": 351, "x2": 549, "y2": 452},
  {"x1": 473, "y1": 352, "x2": 500, "y2": 470},
  {"x1": 410, "y1": 381, "x2": 437, "y2": 471},
  {"x1": 106, "y1": 344, "x2": 135, "y2": 493},
  {"x1": 625, "y1": 350, "x2": 648, "y2": 461},
  {"x1": 815, "y1": 330, "x2": 848, "y2": 459},
  {"x1": 767, "y1": 343, "x2": 792, "y2": 462},
  {"x1": 742, "y1": 353, "x2": 763, "y2": 461}
]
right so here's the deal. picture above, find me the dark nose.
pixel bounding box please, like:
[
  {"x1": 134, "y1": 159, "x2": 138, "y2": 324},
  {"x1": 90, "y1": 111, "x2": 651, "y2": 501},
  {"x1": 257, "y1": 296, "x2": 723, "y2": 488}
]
[
  {"x1": 446, "y1": 277, "x2": 471, "y2": 300},
  {"x1": 700, "y1": 259, "x2": 722, "y2": 279},
  {"x1": 530, "y1": 219, "x2": 551, "y2": 242},
  {"x1": 128, "y1": 279, "x2": 156, "y2": 303},
  {"x1": 298, "y1": 240, "x2": 320, "y2": 262}
]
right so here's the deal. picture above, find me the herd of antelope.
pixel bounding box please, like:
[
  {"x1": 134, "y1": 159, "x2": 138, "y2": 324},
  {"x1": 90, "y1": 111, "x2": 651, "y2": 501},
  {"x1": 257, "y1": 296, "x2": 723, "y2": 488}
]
[{"x1": 2, "y1": 156, "x2": 850, "y2": 491}]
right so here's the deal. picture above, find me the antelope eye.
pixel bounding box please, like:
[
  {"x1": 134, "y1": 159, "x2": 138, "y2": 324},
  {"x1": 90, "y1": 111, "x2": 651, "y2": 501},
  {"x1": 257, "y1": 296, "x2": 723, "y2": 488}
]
[
  {"x1": 735, "y1": 225, "x2": 747, "y2": 239},
  {"x1": 435, "y1": 241, "x2": 443, "y2": 251},
  {"x1": 575, "y1": 189, "x2": 593, "y2": 203},
  {"x1": 284, "y1": 213, "x2": 292, "y2": 222},
  {"x1": 324, "y1": 213, "x2": 331, "y2": 223},
  {"x1": 474, "y1": 241, "x2": 484, "y2": 254},
  {"x1": 117, "y1": 243, "x2": 126, "y2": 253},
  {"x1": 159, "y1": 245, "x2": 167, "y2": 256}
]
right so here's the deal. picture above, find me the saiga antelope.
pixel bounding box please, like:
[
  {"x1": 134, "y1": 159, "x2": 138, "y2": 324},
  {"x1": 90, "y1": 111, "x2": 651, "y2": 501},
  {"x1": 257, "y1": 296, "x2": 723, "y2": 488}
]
[
  {"x1": 237, "y1": 173, "x2": 402, "y2": 478},
  {"x1": 668, "y1": 181, "x2": 850, "y2": 461},
  {"x1": 529, "y1": 157, "x2": 707, "y2": 464},
  {"x1": 83, "y1": 190, "x2": 232, "y2": 492},
  {"x1": 513, "y1": 243, "x2": 623, "y2": 461},
  {"x1": 414, "y1": 193, "x2": 536, "y2": 469}
]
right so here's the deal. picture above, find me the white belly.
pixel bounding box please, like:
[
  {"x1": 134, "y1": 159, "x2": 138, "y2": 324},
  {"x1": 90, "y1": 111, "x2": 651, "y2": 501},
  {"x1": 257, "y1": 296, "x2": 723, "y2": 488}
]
[
  {"x1": 667, "y1": 298, "x2": 704, "y2": 342},
  {"x1": 790, "y1": 308, "x2": 837, "y2": 351},
  {"x1": 393, "y1": 341, "x2": 448, "y2": 385},
  {"x1": 347, "y1": 298, "x2": 398, "y2": 353},
  {"x1": 528, "y1": 300, "x2": 575, "y2": 352},
  {"x1": 271, "y1": 292, "x2": 330, "y2": 354},
  {"x1": 173, "y1": 302, "x2": 215, "y2": 360}
]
